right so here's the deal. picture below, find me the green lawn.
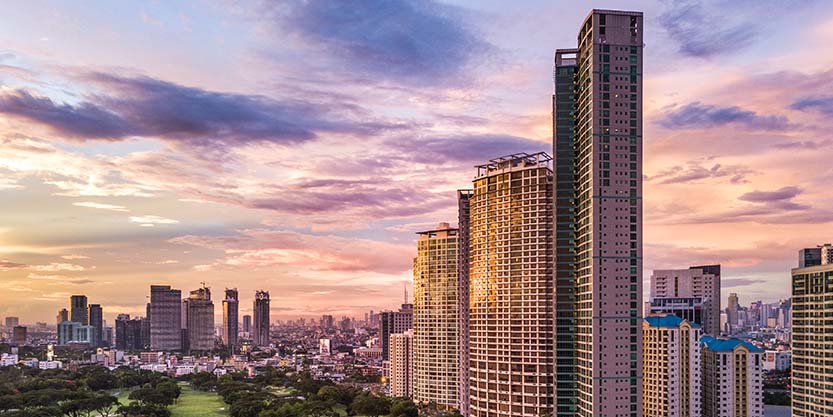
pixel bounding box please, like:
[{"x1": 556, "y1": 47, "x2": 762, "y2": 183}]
[{"x1": 111, "y1": 385, "x2": 228, "y2": 417}]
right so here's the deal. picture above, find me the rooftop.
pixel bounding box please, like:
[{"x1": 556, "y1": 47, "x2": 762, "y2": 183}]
[
  {"x1": 701, "y1": 335, "x2": 763, "y2": 353},
  {"x1": 644, "y1": 314, "x2": 699, "y2": 328}
]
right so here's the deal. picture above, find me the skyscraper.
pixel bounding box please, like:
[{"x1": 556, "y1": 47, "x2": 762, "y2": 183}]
[
  {"x1": 57, "y1": 308, "x2": 68, "y2": 325},
  {"x1": 791, "y1": 259, "x2": 833, "y2": 416},
  {"x1": 88, "y1": 304, "x2": 103, "y2": 347},
  {"x1": 456, "y1": 189, "x2": 473, "y2": 417},
  {"x1": 389, "y1": 330, "x2": 414, "y2": 398},
  {"x1": 223, "y1": 288, "x2": 239, "y2": 351},
  {"x1": 242, "y1": 314, "x2": 252, "y2": 334},
  {"x1": 380, "y1": 303, "x2": 413, "y2": 361},
  {"x1": 700, "y1": 336, "x2": 763, "y2": 417},
  {"x1": 413, "y1": 222, "x2": 459, "y2": 408},
  {"x1": 115, "y1": 314, "x2": 146, "y2": 351},
  {"x1": 184, "y1": 286, "x2": 214, "y2": 351},
  {"x1": 70, "y1": 295, "x2": 88, "y2": 324},
  {"x1": 149, "y1": 285, "x2": 182, "y2": 351},
  {"x1": 642, "y1": 315, "x2": 701, "y2": 417},
  {"x1": 253, "y1": 290, "x2": 270, "y2": 346},
  {"x1": 554, "y1": 10, "x2": 644, "y2": 417},
  {"x1": 798, "y1": 243, "x2": 833, "y2": 267},
  {"x1": 727, "y1": 293, "x2": 739, "y2": 332},
  {"x1": 649, "y1": 265, "x2": 721, "y2": 336},
  {"x1": 468, "y1": 153, "x2": 554, "y2": 417}
]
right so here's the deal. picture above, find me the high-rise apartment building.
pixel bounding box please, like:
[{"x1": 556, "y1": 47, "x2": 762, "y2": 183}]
[
  {"x1": 57, "y1": 309, "x2": 68, "y2": 325},
  {"x1": 380, "y1": 304, "x2": 413, "y2": 361},
  {"x1": 457, "y1": 189, "x2": 473, "y2": 417},
  {"x1": 88, "y1": 304, "x2": 103, "y2": 347},
  {"x1": 223, "y1": 288, "x2": 239, "y2": 351},
  {"x1": 242, "y1": 315, "x2": 252, "y2": 334},
  {"x1": 253, "y1": 290, "x2": 270, "y2": 346},
  {"x1": 389, "y1": 330, "x2": 414, "y2": 398},
  {"x1": 554, "y1": 9, "x2": 644, "y2": 417},
  {"x1": 650, "y1": 265, "x2": 721, "y2": 336},
  {"x1": 149, "y1": 285, "x2": 182, "y2": 351},
  {"x1": 792, "y1": 261, "x2": 833, "y2": 416},
  {"x1": 468, "y1": 153, "x2": 554, "y2": 417},
  {"x1": 413, "y1": 222, "x2": 459, "y2": 408},
  {"x1": 642, "y1": 315, "x2": 701, "y2": 417},
  {"x1": 184, "y1": 286, "x2": 214, "y2": 351},
  {"x1": 12, "y1": 326, "x2": 26, "y2": 346},
  {"x1": 70, "y1": 295, "x2": 88, "y2": 325},
  {"x1": 700, "y1": 336, "x2": 763, "y2": 417},
  {"x1": 58, "y1": 321, "x2": 79, "y2": 345},
  {"x1": 798, "y1": 243, "x2": 833, "y2": 267},
  {"x1": 727, "y1": 293, "x2": 739, "y2": 332}
]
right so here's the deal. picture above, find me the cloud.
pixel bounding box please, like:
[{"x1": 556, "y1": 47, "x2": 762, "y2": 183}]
[
  {"x1": 277, "y1": 0, "x2": 492, "y2": 86},
  {"x1": 73, "y1": 201, "x2": 129, "y2": 212},
  {"x1": 0, "y1": 260, "x2": 28, "y2": 270},
  {"x1": 30, "y1": 263, "x2": 86, "y2": 272},
  {"x1": 61, "y1": 255, "x2": 90, "y2": 260},
  {"x1": 386, "y1": 134, "x2": 547, "y2": 164},
  {"x1": 790, "y1": 95, "x2": 833, "y2": 115},
  {"x1": 0, "y1": 73, "x2": 404, "y2": 146},
  {"x1": 657, "y1": 102, "x2": 790, "y2": 130},
  {"x1": 27, "y1": 273, "x2": 95, "y2": 285},
  {"x1": 129, "y1": 215, "x2": 179, "y2": 226},
  {"x1": 658, "y1": 0, "x2": 757, "y2": 57},
  {"x1": 170, "y1": 228, "x2": 413, "y2": 274},
  {"x1": 739, "y1": 186, "x2": 802, "y2": 203},
  {"x1": 646, "y1": 161, "x2": 754, "y2": 185},
  {"x1": 722, "y1": 278, "x2": 768, "y2": 288}
]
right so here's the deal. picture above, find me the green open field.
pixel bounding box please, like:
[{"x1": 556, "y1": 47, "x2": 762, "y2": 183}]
[{"x1": 111, "y1": 385, "x2": 229, "y2": 417}]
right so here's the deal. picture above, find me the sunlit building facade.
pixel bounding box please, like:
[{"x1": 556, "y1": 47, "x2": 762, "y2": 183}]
[
  {"x1": 413, "y1": 222, "x2": 459, "y2": 408},
  {"x1": 389, "y1": 330, "x2": 414, "y2": 398},
  {"x1": 554, "y1": 9, "x2": 644, "y2": 417},
  {"x1": 222, "y1": 288, "x2": 239, "y2": 351},
  {"x1": 468, "y1": 152, "x2": 554, "y2": 417},
  {"x1": 184, "y1": 286, "x2": 214, "y2": 351},
  {"x1": 642, "y1": 315, "x2": 701, "y2": 417},
  {"x1": 700, "y1": 336, "x2": 763, "y2": 417},
  {"x1": 253, "y1": 290, "x2": 270, "y2": 347}
]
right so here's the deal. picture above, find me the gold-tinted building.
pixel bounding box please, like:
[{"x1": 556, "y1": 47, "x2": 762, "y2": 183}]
[
  {"x1": 413, "y1": 222, "x2": 459, "y2": 407},
  {"x1": 468, "y1": 153, "x2": 554, "y2": 417}
]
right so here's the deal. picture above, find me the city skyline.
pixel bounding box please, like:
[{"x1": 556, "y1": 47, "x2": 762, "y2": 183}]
[{"x1": 2, "y1": 1, "x2": 833, "y2": 323}]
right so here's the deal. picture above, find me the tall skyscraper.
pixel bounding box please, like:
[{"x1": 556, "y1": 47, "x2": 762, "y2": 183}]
[
  {"x1": 791, "y1": 259, "x2": 833, "y2": 416},
  {"x1": 380, "y1": 303, "x2": 413, "y2": 361},
  {"x1": 57, "y1": 309, "x2": 68, "y2": 325},
  {"x1": 389, "y1": 330, "x2": 414, "y2": 398},
  {"x1": 242, "y1": 314, "x2": 252, "y2": 334},
  {"x1": 642, "y1": 315, "x2": 701, "y2": 417},
  {"x1": 223, "y1": 288, "x2": 239, "y2": 351},
  {"x1": 12, "y1": 326, "x2": 26, "y2": 346},
  {"x1": 700, "y1": 336, "x2": 763, "y2": 417},
  {"x1": 413, "y1": 222, "x2": 459, "y2": 408},
  {"x1": 649, "y1": 265, "x2": 721, "y2": 336},
  {"x1": 115, "y1": 314, "x2": 146, "y2": 351},
  {"x1": 88, "y1": 304, "x2": 103, "y2": 347},
  {"x1": 149, "y1": 285, "x2": 182, "y2": 351},
  {"x1": 70, "y1": 295, "x2": 88, "y2": 324},
  {"x1": 554, "y1": 10, "x2": 644, "y2": 417},
  {"x1": 727, "y1": 293, "x2": 739, "y2": 332},
  {"x1": 184, "y1": 286, "x2": 214, "y2": 351},
  {"x1": 253, "y1": 290, "x2": 270, "y2": 346},
  {"x1": 468, "y1": 153, "x2": 554, "y2": 417},
  {"x1": 456, "y1": 189, "x2": 472, "y2": 417}
]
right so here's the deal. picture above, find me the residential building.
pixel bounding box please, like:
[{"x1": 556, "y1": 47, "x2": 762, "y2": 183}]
[
  {"x1": 389, "y1": 330, "x2": 413, "y2": 398},
  {"x1": 57, "y1": 309, "x2": 68, "y2": 325},
  {"x1": 253, "y1": 290, "x2": 270, "y2": 346},
  {"x1": 413, "y1": 222, "x2": 459, "y2": 408},
  {"x1": 70, "y1": 295, "x2": 88, "y2": 325},
  {"x1": 12, "y1": 326, "x2": 26, "y2": 346},
  {"x1": 468, "y1": 152, "x2": 553, "y2": 417},
  {"x1": 58, "y1": 321, "x2": 80, "y2": 345},
  {"x1": 456, "y1": 189, "x2": 473, "y2": 416},
  {"x1": 115, "y1": 314, "x2": 146, "y2": 351},
  {"x1": 792, "y1": 261, "x2": 833, "y2": 416},
  {"x1": 184, "y1": 286, "x2": 214, "y2": 351},
  {"x1": 701, "y1": 336, "x2": 763, "y2": 417},
  {"x1": 242, "y1": 315, "x2": 252, "y2": 334},
  {"x1": 642, "y1": 315, "x2": 701, "y2": 417},
  {"x1": 762, "y1": 350, "x2": 791, "y2": 372},
  {"x1": 149, "y1": 285, "x2": 182, "y2": 351},
  {"x1": 553, "y1": 9, "x2": 644, "y2": 417},
  {"x1": 379, "y1": 304, "x2": 413, "y2": 361},
  {"x1": 650, "y1": 266, "x2": 721, "y2": 336},
  {"x1": 727, "y1": 293, "x2": 740, "y2": 333},
  {"x1": 223, "y1": 288, "x2": 239, "y2": 351},
  {"x1": 798, "y1": 243, "x2": 833, "y2": 267},
  {"x1": 88, "y1": 304, "x2": 103, "y2": 347}
]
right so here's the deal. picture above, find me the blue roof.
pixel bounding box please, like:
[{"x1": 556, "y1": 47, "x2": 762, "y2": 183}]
[
  {"x1": 700, "y1": 335, "x2": 763, "y2": 352},
  {"x1": 644, "y1": 314, "x2": 699, "y2": 328}
]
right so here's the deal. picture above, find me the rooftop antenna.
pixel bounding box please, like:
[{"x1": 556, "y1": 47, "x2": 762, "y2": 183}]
[{"x1": 403, "y1": 282, "x2": 407, "y2": 304}]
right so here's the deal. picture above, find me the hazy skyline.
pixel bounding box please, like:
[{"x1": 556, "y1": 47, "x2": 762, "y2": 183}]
[{"x1": 2, "y1": 0, "x2": 833, "y2": 323}]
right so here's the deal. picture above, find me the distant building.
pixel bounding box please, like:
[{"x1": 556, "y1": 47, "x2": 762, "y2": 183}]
[
  {"x1": 700, "y1": 336, "x2": 763, "y2": 417},
  {"x1": 253, "y1": 290, "x2": 270, "y2": 346},
  {"x1": 58, "y1": 321, "x2": 80, "y2": 345},
  {"x1": 115, "y1": 314, "x2": 146, "y2": 351},
  {"x1": 184, "y1": 286, "x2": 214, "y2": 351},
  {"x1": 643, "y1": 315, "x2": 701, "y2": 417},
  {"x1": 319, "y1": 338, "x2": 331, "y2": 356},
  {"x1": 798, "y1": 243, "x2": 833, "y2": 267},
  {"x1": 88, "y1": 304, "x2": 103, "y2": 347},
  {"x1": 12, "y1": 326, "x2": 26, "y2": 346},
  {"x1": 222, "y1": 288, "x2": 239, "y2": 351},
  {"x1": 389, "y1": 330, "x2": 413, "y2": 397},
  {"x1": 762, "y1": 350, "x2": 790, "y2": 372},
  {"x1": 727, "y1": 293, "x2": 740, "y2": 333},
  {"x1": 242, "y1": 315, "x2": 252, "y2": 334},
  {"x1": 413, "y1": 222, "x2": 459, "y2": 408},
  {"x1": 650, "y1": 265, "x2": 721, "y2": 336},
  {"x1": 379, "y1": 304, "x2": 413, "y2": 361},
  {"x1": 149, "y1": 285, "x2": 182, "y2": 351},
  {"x1": 70, "y1": 295, "x2": 88, "y2": 325},
  {"x1": 456, "y1": 190, "x2": 472, "y2": 416},
  {"x1": 74, "y1": 325, "x2": 97, "y2": 345},
  {"x1": 57, "y1": 308, "x2": 68, "y2": 325},
  {"x1": 4, "y1": 317, "x2": 18, "y2": 329}
]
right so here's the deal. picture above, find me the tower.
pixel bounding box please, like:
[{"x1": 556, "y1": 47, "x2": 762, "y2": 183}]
[
  {"x1": 253, "y1": 290, "x2": 270, "y2": 347},
  {"x1": 223, "y1": 288, "x2": 239, "y2": 351}
]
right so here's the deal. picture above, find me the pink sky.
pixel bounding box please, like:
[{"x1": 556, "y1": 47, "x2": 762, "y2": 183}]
[{"x1": 1, "y1": 0, "x2": 833, "y2": 323}]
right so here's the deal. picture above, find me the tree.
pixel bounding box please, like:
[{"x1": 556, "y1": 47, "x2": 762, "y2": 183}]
[
  {"x1": 129, "y1": 385, "x2": 171, "y2": 407},
  {"x1": 156, "y1": 380, "x2": 182, "y2": 404},
  {"x1": 117, "y1": 403, "x2": 172, "y2": 417},
  {"x1": 349, "y1": 393, "x2": 390, "y2": 417},
  {"x1": 83, "y1": 368, "x2": 119, "y2": 391},
  {"x1": 229, "y1": 393, "x2": 272, "y2": 417},
  {"x1": 389, "y1": 398, "x2": 418, "y2": 417},
  {"x1": 303, "y1": 400, "x2": 339, "y2": 417},
  {"x1": 189, "y1": 371, "x2": 218, "y2": 391}
]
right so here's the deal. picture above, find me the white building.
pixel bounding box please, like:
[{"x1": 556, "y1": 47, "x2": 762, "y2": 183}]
[
  {"x1": 643, "y1": 315, "x2": 701, "y2": 417},
  {"x1": 319, "y1": 338, "x2": 331, "y2": 356},
  {"x1": 0, "y1": 353, "x2": 18, "y2": 367},
  {"x1": 762, "y1": 350, "x2": 790, "y2": 372},
  {"x1": 388, "y1": 330, "x2": 413, "y2": 397},
  {"x1": 38, "y1": 361, "x2": 63, "y2": 370},
  {"x1": 701, "y1": 336, "x2": 763, "y2": 417}
]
